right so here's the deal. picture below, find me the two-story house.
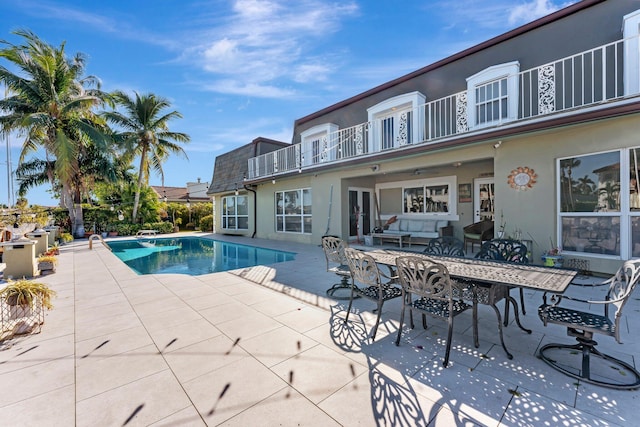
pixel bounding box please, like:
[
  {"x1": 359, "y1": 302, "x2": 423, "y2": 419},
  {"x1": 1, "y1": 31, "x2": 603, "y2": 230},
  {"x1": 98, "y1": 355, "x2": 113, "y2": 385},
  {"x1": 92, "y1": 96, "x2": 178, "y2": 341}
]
[{"x1": 212, "y1": 0, "x2": 640, "y2": 274}]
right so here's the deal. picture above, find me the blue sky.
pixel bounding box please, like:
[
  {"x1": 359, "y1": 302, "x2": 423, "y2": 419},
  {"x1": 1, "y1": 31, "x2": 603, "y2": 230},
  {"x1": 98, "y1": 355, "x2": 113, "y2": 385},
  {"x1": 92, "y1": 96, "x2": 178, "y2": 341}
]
[{"x1": 0, "y1": 0, "x2": 577, "y2": 206}]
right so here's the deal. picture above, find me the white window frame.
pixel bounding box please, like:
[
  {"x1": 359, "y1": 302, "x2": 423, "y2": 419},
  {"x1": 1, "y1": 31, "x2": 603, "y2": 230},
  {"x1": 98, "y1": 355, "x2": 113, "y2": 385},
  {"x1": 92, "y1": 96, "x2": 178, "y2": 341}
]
[
  {"x1": 367, "y1": 91, "x2": 426, "y2": 152},
  {"x1": 623, "y1": 9, "x2": 640, "y2": 96},
  {"x1": 300, "y1": 123, "x2": 338, "y2": 166},
  {"x1": 556, "y1": 148, "x2": 633, "y2": 260},
  {"x1": 221, "y1": 195, "x2": 249, "y2": 230},
  {"x1": 466, "y1": 61, "x2": 519, "y2": 129},
  {"x1": 375, "y1": 176, "x2": 459, "y2": 220},
  {"x1": 275, "y1": 188, "x2": 312, "y2": 234}
]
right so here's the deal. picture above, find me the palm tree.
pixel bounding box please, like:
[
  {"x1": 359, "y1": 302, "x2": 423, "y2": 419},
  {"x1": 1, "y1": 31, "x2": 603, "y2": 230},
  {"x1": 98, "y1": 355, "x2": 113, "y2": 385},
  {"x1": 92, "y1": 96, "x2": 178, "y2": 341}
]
[
  {"x1": 0, "y1": 29, "x2": 111, "y2": 234},
  {"x1": 576, "y1": 175, "x2": 596, "y2": 195},
  {"x1": 560, "y1": 158, "x2": 581, "y2": 211},
  {"x1": 104, "y1": 91, "x2": 189, "y2": 223}
]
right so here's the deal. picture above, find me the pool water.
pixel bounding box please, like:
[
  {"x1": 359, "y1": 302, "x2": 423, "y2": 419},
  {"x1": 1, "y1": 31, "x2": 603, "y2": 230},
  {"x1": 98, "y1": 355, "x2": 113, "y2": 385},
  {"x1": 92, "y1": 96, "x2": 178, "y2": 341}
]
[{"x1": 109, "y1": 237, "x2": 296, "y2": 275}]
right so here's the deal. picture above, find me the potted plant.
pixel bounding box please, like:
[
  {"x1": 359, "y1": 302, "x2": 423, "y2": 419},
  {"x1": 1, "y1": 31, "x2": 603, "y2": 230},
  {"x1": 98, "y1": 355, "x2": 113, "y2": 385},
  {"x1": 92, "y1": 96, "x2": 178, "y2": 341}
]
[
  {"x1": 59, "y1": 232, "x2": 74, "y2": 244},
  {"x1": 541, "y1": 240, "x2": 563, "y2": 268},
  {"x1": 1, "y1": 279, "x2": 56, "y2": 334},
  {"x1": 37, "y1": 254, "x2": 58, "y2": 274},
  {"x1": 46, "y1": 242, "x2": 60, "y2": 255}
]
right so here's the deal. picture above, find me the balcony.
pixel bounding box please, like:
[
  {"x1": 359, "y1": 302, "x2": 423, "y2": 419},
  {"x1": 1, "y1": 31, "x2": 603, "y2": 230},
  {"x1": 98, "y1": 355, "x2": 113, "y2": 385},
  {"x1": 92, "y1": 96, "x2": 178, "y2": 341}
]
[{"x1": 248, "y1": 36, "x2": 637, "y2": 179}]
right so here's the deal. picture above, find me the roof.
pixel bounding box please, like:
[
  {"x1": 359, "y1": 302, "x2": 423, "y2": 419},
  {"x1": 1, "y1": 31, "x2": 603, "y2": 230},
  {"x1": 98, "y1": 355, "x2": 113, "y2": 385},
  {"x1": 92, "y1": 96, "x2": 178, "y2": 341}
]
[
  {"x1": 294, "y1": 0, "x2": 604, "y2": 127},
  {"x1": 150, "y1": 186, "x2": 209, "y2": 202},
  {"x1": 207, "y1": 137, "x2": 288, "y2": 194}
]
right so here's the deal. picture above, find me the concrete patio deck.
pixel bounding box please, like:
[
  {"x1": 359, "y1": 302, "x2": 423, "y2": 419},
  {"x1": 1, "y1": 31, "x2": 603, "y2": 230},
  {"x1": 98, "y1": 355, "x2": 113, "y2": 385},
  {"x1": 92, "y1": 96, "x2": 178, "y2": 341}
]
[{"x1": 0, "y1": 233, "x2": 638, "y2": 426}]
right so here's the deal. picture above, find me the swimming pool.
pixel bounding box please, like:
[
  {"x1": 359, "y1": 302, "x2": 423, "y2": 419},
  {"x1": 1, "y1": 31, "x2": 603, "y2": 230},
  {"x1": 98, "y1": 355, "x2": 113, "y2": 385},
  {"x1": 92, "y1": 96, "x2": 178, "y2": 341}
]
[{"x1": 109, "y1": 237, "x2": 296, "y2": 275}]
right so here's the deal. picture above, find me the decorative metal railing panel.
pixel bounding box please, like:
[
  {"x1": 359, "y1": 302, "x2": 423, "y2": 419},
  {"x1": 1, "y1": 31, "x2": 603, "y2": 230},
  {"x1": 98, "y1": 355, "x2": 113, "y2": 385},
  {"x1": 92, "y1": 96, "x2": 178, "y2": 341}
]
[{"x1": 248, "y1": 37, "x2": 632, "y2": 179}]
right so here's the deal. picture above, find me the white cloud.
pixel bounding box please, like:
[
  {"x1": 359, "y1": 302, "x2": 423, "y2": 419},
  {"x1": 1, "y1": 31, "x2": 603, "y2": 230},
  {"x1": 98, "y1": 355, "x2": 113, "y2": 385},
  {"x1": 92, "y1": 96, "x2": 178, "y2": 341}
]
[
  {"x1": 432, "y1": 0, "x2": 577, "y2": 33},
  {"x1": 508, "y1": 0, "x2": 575, "y2": 26},
  {"x1": 189, "y1": 0, "x2": 359, "y2": 98},
  {"x1": 204, "y1": 79, "x2": 295, "y2": 98}
]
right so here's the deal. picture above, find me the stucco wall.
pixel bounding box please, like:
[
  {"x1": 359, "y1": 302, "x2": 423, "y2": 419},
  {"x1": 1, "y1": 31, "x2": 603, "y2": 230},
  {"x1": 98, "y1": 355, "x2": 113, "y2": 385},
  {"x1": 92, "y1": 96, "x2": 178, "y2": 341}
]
[{"x1": 495, "y1": 114, "x2": 640, "y2": 274}]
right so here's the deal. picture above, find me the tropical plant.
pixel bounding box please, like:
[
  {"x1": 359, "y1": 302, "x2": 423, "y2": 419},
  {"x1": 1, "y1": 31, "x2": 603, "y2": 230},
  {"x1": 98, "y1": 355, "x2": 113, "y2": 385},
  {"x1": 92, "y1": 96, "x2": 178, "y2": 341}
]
[
  {"x1": 104, "y1": 91, "x2": 189, "y2": 223},
  {"x1": 0, "y1": 29, "x2": 114, "y2": 235},
  {"x1": 576, "y1": 175, "x2": 596, "y2": 195},
  {"x1": 560, "y1": 158, "x2": 582, "y2": 211},
  {"x1": 37, "y1": 254, "x2": 58, "y2": 264},
  {"x1": 0, "y1": 278, "x2": 56, "y2": 309}
]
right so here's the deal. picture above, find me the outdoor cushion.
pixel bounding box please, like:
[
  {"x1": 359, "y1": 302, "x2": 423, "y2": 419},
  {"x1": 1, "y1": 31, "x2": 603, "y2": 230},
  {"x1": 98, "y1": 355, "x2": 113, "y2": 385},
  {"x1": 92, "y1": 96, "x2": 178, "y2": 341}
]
[
  {"x1": 408, "y1": 220, "x2": 424, "y2": 232},
  {"x1": 423, "y1": 221, "x2": 437, "y2": 233},
  {"x1": 388, "y1": 221, "x2": 400, "y2": 231}
]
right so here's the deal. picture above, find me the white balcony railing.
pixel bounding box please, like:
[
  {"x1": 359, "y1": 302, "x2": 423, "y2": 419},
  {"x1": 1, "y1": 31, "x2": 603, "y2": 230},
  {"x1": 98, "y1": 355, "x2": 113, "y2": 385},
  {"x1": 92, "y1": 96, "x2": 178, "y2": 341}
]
[{"x1": 248, "y1": 37, "x2": 631, "y2": 179}]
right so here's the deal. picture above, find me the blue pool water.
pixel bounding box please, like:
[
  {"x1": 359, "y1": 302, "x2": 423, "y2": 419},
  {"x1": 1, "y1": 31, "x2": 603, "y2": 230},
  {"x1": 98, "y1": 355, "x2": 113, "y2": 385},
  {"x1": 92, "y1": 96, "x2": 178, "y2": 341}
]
[{"x1": 109, "y1": 237, "x2": 296, "y2": 275}]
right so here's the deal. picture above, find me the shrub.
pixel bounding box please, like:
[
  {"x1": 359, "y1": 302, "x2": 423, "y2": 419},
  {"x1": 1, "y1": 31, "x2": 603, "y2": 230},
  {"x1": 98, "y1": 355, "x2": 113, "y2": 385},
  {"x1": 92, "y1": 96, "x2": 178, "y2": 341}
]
[
  {"x1": 141, "y1": 222, "x2": 174, "y2": 234},
  {"x1": 60, "y1": 232, "x2": 73, "y2": 243},
  {"x1": 200, "y1": 215, "x2": 213, "y2": 232}
]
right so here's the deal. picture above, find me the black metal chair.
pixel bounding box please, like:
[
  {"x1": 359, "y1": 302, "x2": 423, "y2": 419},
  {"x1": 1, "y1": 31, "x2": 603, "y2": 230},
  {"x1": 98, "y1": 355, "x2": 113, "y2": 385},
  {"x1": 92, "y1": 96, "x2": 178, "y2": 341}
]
[
  {"x1": 467, "y1": 238, "x2": 531, "y2": 358},
  {"x1": 476, "y1": 238, "x2": 529, "y2": 317},
  {"x1": 322, "y1": 236, "x2": 353, "y2": 300},
  {"x1": 343, "y1": 248, "x2": 402, "y2": 341},
  {"x1": 538, "y1": 259, "x2": 640, "y2": 389},
  {"x1": 423, "y1": 236, "x2": 465, "y2": 258},
  {"x1": 394, "y1": 255, "x2": 475, "y2": 367}
]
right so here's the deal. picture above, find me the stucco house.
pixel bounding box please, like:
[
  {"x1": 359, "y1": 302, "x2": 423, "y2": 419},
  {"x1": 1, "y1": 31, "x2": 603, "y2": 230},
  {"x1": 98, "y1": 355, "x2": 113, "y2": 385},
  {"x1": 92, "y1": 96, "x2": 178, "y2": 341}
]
[{"x1": 209, "y1": 0, "x2": 640, "y2": 274}]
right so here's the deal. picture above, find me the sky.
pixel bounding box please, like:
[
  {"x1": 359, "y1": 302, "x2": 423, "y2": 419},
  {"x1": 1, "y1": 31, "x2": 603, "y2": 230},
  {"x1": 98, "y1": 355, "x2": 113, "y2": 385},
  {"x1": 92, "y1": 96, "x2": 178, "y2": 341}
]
[{"x1": 0, "y1": 0, "x2": 578, "y2": 207}]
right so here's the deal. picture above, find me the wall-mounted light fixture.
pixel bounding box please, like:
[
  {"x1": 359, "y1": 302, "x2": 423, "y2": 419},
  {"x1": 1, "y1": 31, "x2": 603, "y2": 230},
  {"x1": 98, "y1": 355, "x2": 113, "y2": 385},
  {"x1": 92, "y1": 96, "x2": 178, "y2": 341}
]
[
  {"x1": 234, "y1": 183, "x2": 239, "y2": 196},
  {"x1": 493, "y1": 140, "x2": 502, "y2": 149}
]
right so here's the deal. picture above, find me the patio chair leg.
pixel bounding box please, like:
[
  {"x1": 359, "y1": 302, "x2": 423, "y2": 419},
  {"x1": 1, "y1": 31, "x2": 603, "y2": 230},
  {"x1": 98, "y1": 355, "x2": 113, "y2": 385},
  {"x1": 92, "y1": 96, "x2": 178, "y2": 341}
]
[
  {"x1": 344, "y1": 287, "x2": 355, "y2": 324},
  {"x1": 395, "y1": 307, "x2": 406, "y2": 346},
  {"x1": 443, "y1": 319, "x2": 454, "y2": 367},
  {"x1": 370, "y1": 302, "x2": 384, "y2": 341},
  {"x1": 472, "y1": 302, "x2": 479, "y2": 348},
  {"x1": 519, "y1": 288, "x2": 526, "y2": 315}
]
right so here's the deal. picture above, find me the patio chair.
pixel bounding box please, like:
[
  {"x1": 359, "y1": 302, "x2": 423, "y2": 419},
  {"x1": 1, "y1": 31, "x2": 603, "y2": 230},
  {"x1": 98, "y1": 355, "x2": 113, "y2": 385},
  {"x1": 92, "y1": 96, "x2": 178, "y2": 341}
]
[
  {"x1": 322, "y1": 236, "x2": 353, "y2": 299},
  {"x1": 394, "y1": 256, "x2": 474, "y2": 367},
  {"x1": 464, "y1": 238, "x2": 531, "y2": 359},
  {"x1": 476, "y1": 238, "x2": 529, "y2": 318},
  {"x1": 423, "y1": 236, "x2": 465, "y2": 257},
  {"x1": 463, "y1": 219, "x2": 494, "y2": 252},
  {"x1": 538, "y1": 259, "x2": 640, "y2": 389},
  {"x1": 343, "y1": 248, "x2": 402, "y2": 341}
]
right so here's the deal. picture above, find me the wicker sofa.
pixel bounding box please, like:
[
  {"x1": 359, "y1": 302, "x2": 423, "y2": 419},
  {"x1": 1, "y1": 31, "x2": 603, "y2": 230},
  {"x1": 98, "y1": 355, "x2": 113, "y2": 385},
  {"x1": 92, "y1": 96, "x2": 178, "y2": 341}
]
[{"x1": 384, "y1": 217, "x2": 452, "y2": 244}]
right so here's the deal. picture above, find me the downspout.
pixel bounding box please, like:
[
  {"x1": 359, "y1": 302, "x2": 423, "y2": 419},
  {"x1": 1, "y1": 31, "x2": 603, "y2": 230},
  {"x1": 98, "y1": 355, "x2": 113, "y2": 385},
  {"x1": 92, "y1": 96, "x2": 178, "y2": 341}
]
[
  {"x1": 246, "y1": 140, "x2": 259, "y2": 238},
  {"x1": 244, "y1": 184, "x2": 257, "y2": 238}
]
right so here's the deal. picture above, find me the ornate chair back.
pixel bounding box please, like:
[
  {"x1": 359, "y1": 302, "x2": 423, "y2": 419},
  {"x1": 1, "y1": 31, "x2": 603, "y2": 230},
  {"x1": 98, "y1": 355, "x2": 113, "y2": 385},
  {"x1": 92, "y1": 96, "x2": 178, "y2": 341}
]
[
  {"x1": 604, "y1": 259, "x2": 640, "y2": 343},
  {"x1": 476, "y1": 239, "x2": 528, "y2": 264},
  {"x1": 424, "y1": 236, "x2": 465, "y2": 258},
  {"x1": 395, "y1": 256, "x2": 453, "y2": 304},
  {"x1": 343, "y1": 248, "x2": 383, "y2": 288},
  {"x1": 322, "y1": 236, "x2": 348, "y2": 271}
]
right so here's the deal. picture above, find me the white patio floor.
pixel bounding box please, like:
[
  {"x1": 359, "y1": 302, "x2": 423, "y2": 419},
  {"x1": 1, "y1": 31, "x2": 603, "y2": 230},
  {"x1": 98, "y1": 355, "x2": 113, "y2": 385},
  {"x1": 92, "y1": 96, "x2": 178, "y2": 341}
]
[{"x1": 0, "y1": 233, "x2": 638, "y2": 426}]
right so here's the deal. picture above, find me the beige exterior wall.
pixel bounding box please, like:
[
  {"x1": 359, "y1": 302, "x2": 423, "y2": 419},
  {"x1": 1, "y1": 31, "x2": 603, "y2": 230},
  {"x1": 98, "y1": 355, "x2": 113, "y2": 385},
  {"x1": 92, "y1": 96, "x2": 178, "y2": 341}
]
[
  {"x1": 248, "y1": 113, "x2": 640, "y2": 274},
  {"x1": 494, "y1": 114, "x2": 640, "y2": 274}
]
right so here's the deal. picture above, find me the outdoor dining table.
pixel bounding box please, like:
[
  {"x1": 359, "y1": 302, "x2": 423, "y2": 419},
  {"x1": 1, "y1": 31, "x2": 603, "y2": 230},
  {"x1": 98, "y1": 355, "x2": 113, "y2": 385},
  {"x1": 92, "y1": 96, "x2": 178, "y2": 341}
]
[
  {"x1": 366, "y1": 248, "x2": 578, "y2": 357},
  {"x1": 367, "y1": 249, "x2": 577, "y2": 293}
]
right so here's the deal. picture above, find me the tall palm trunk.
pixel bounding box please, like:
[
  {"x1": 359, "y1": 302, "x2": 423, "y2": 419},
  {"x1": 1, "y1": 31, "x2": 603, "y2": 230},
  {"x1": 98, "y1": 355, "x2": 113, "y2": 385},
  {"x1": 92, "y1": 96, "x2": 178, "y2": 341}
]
[{"x1": 131, "y1": 145, "x2": 148, "y2": 223}]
